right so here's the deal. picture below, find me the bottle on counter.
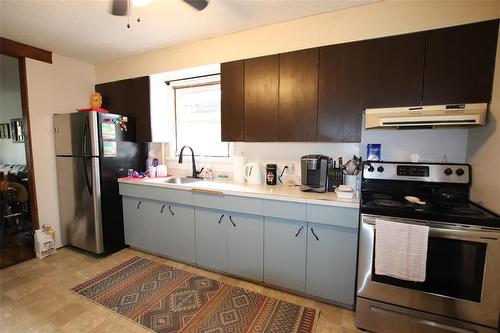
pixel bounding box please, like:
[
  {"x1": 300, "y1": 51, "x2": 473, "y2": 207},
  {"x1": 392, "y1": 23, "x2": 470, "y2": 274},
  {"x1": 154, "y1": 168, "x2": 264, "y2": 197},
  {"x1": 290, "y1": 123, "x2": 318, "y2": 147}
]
[
  {"x1": 266, "y1": 164, "x2": 277, "y2": 185},
  {"x1": 204, "y1": 167, "x2": 214, "y2": 180}
]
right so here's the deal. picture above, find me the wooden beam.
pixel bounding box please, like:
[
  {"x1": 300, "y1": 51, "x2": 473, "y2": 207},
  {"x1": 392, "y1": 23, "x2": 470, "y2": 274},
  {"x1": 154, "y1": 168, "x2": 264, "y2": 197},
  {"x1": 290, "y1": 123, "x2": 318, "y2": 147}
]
[
  {"x1": 0, "y1": 37, "x2": 52, "y2": 63},
  {"x1": 19, "y1": 58, "x2": 40, "y2": 229}
]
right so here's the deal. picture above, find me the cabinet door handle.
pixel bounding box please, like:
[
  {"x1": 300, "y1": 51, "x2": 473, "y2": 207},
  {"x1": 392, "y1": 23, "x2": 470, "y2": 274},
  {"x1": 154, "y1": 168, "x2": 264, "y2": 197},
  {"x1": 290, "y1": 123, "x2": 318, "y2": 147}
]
[
  {"x1": 311, "y1": 227, "x2": 319, "y2": 241},
  {"x1": 160, "y1": 204, "x2": 166, "y2": 214},
  {"x1": 136, "y1": 201, "x2": 142, "y2": 209},
  {"x1": 218, "y1": 214, "x2": 225, "y2": 224},
  {"x1": 168, "y1": 206, "x2": 174, "y2": 216},
  {"x1": 229, "y1": 216, "x2": 236, "y2": 227},
  {"x1": 295, "y1": 226, "x2": 304, "y2": 237}
]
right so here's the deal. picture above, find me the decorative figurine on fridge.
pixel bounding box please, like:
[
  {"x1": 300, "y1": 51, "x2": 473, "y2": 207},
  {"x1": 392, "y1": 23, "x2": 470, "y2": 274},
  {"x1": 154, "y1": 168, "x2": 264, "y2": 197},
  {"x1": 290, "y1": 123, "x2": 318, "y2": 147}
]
[
  {"x1": 103, "y1": 116, "x2": 128, "y2": 132},
  {"x1": 77, "y1": 92, "x2": 109, "y2": 113}
]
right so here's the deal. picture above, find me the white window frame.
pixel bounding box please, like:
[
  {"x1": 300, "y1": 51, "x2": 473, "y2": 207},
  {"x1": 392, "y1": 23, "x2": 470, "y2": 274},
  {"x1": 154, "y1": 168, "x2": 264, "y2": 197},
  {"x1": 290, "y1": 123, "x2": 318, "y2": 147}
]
[{"x1": 167, "y1": 74, "x2": 233, "y2": 163}]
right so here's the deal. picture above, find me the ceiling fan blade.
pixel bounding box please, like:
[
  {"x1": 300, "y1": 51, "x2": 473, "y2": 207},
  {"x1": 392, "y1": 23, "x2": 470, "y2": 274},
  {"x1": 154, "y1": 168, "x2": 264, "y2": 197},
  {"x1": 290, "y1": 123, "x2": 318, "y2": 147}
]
[
  {"x1": 183, "y1": 0, "x2": 208, "y2": 11},
  {"x1": 111, "y1": 0, "x2": 129, "y2": 16}
]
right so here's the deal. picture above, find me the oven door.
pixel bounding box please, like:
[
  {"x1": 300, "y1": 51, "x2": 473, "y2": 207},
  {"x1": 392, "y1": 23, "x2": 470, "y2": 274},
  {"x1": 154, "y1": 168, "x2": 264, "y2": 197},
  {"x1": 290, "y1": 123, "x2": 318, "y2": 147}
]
[{"x1": 357, "y1": 214, "x2": 500, "y2": 329}]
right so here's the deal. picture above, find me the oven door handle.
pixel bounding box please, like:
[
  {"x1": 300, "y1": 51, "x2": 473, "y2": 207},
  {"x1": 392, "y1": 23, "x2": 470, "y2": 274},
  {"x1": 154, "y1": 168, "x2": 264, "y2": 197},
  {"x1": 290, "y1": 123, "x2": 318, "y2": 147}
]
[
  {"x1": 370, "y1": 305, "x2": 475, "y2": 333},
  {"x1": 362, "y1": 219, "x2": 499, "y2": 242}
]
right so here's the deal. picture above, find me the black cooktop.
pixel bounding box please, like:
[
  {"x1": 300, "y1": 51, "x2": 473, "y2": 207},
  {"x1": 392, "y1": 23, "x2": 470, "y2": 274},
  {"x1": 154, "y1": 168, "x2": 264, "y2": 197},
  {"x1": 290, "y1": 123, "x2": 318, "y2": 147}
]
[{"x1": 361, "y1": 192, "x2": 500, "y2": 228}]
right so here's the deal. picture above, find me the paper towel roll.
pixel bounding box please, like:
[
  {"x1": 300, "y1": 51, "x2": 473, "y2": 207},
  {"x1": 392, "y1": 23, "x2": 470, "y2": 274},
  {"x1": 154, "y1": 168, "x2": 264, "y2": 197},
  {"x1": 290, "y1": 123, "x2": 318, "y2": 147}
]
[{"x1": 233, "y1": 156, "x2": 246, "y2": 184}]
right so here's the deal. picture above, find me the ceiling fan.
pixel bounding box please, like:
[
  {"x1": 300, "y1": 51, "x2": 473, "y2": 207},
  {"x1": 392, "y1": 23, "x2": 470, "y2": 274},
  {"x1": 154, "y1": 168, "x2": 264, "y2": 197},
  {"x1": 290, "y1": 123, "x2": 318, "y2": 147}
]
[{"x1": 111, "y1": 0, "x2": 208, "y2": 16}]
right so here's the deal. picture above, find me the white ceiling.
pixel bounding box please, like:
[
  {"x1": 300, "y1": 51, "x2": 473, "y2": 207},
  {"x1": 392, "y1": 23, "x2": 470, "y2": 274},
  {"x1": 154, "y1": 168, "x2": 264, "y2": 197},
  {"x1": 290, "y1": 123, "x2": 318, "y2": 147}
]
[{"x1": 0, "y1": 0, "x2": 375, "y2": 64}]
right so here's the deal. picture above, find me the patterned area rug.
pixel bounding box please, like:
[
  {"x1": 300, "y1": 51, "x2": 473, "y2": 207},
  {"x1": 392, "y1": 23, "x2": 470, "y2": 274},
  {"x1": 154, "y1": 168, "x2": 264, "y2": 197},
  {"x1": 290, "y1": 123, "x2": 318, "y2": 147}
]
[{"x1": 72, "y1": 257, "x2": 319, "y2": 333}]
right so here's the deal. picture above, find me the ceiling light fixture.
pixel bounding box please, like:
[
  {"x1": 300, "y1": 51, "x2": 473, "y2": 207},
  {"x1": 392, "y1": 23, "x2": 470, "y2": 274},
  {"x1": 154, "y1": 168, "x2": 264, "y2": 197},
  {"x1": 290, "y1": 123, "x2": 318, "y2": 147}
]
[{"x1": 110, "y1": 0, "x2": 208, "y2": 29}]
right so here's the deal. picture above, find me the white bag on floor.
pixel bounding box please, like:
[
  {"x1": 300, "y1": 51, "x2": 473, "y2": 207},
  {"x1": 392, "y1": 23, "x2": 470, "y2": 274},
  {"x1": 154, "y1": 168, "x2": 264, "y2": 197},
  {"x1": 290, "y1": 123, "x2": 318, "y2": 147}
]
[{"x1": 34, "y1": 225, "x2": 56, "y2": 259}]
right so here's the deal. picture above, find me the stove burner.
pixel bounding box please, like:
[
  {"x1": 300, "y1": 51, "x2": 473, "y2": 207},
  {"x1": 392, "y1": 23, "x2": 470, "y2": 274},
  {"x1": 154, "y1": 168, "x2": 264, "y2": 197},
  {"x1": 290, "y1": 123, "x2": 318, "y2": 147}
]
[{"x1": 369, "y1": 199, "x2": 405, "y2": 208}]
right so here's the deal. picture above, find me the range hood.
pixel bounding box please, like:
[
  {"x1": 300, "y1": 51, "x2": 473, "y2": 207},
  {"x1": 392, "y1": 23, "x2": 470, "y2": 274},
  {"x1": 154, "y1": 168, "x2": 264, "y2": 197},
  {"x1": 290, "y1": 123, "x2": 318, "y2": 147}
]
[{"x1": 365, "y1": 103, "x2": 488, "y2": 129}]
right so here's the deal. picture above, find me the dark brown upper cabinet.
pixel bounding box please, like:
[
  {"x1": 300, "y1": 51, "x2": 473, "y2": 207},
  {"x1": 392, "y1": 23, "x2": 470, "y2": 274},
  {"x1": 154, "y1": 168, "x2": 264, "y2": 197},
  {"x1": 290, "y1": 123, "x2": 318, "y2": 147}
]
[
  {"x1": 278, "y1": 48, "x2": 319, "y2": 141},
  {"x1": 317, "y1": 41, "x2": 366, "y2": 142},
  {"x1": 364, "y1": 32, "x2": 425, "y2": 108},
  {"x1": 221, "y1": 60, "x2": 244, "y2": 142},
  {"x1": 423, "y1": 19, "x2": 499, "y2": 105},
  {"x1": 96, "y1": 76, "x2": 151, "y2": 142},
  {"x1": 244, "y1": 54, "x2": 280, "y2": 142},
  {"x1": 219, "y1": 19, "x2": 498, "y2": 143}
]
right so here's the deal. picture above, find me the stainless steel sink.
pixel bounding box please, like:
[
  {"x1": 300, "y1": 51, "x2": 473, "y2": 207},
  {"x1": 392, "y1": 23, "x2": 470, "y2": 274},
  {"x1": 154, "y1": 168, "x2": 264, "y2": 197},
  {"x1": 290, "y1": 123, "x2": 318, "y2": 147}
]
[{"x1": 162, "y1": 177, "x2": 202, "y2": 184}]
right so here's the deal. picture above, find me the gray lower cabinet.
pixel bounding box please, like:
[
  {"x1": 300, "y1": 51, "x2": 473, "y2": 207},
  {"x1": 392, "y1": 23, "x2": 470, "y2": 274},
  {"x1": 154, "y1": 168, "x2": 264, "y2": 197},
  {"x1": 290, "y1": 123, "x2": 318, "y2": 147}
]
[
  {"x1": 123, "y1": 196, "x2": 166, "y2": 253},
  {"x1": 227, "y1": 213, "x2": 264, "y2": 281},
  {"x1": 164, "y1": 203, "x2": 196, "y2": 264},
  {"x1": 264, "y1": 217, "x2": 307, "y2": 293},
  {"x1": 195, "y1": 207, "x2": 227, "y2": 272},
  {"x1": 306, "y1": 222, "x2": 358, "y2": 306},
  {"x1": 122, "y1": 188, "x2": 359, "y2": 307}
]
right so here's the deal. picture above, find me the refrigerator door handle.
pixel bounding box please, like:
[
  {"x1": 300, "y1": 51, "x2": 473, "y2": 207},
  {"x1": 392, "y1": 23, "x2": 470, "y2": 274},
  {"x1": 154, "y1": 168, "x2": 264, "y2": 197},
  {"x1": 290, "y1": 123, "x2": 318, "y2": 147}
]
[
  {"x1": 91, "y1": 157, "x2": 104, "y2": 254},
  {"x1": 82, "y1": 117, "x2": 89, "y2": 157},
  {"x1": 82, "y1": 118, "x2": 92, "y2": 195},
  {"x1": 83, "y1": 157, "x2": 92, "y2": 195}
]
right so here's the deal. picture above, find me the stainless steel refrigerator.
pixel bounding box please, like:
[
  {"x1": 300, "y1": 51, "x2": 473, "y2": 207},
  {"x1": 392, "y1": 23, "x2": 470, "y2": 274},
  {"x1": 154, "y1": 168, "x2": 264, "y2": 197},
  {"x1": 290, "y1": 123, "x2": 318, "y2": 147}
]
[{"x1": 53, "y1": 111, "x2": 145, "y2": 254}]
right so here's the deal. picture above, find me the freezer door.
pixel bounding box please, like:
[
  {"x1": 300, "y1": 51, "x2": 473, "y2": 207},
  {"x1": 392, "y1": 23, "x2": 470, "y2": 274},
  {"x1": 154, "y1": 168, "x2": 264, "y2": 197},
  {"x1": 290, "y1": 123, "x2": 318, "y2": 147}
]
[
  {"x1": 56, "y1": 156, "x2": 103, "y2": 254},
  {"x1": 53, "y1": 112, "x2": 99, "y2": 156}
]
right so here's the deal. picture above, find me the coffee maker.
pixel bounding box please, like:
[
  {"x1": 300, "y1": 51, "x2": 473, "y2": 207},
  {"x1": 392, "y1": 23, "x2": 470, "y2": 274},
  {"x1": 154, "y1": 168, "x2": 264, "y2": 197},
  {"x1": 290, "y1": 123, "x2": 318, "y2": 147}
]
[{"x1": 300, "y1": 155, "x2": 329, "y2": 192}]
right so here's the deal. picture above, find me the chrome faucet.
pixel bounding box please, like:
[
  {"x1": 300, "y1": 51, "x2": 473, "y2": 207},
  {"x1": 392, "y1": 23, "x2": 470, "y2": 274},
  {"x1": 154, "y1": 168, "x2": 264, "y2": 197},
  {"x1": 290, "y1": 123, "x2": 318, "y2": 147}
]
[{"x1": 178, "y1": 145, "x2": 204, "y2": 179}]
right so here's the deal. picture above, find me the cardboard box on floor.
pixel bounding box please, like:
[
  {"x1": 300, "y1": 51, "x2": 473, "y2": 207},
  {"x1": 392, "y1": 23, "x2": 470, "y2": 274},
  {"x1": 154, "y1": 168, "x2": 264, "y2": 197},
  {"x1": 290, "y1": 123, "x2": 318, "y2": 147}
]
[{"x1": 34, "y1": 225, "x2": 56, "y2": 259}]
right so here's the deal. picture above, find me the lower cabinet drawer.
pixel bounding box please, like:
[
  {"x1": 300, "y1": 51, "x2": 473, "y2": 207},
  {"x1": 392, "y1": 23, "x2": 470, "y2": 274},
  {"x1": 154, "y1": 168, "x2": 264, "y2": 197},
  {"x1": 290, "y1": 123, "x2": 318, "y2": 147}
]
[
  {"x1": 120, "y1": 183, "x2": 192, "y2": 205},
  {"x1": 306, "y1": 204, "x2": 358, "y2": 228},
  {"x1": 263, "y1": 200, "x2": 306, "y2": 221}
]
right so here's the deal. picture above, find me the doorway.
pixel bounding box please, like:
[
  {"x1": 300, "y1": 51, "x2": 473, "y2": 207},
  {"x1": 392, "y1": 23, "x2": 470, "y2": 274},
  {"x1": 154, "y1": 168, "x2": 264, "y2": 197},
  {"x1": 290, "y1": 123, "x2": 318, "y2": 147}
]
[{"x1": 0, "y1": 54, "x2": 37, "y2": 268}]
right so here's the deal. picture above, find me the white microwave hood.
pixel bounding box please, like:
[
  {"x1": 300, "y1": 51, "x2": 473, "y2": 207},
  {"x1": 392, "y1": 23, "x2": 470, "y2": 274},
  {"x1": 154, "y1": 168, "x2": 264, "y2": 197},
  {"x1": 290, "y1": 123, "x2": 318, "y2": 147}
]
[{"x1": 365, "y1": 103, "x2": 488, "y2": 129}]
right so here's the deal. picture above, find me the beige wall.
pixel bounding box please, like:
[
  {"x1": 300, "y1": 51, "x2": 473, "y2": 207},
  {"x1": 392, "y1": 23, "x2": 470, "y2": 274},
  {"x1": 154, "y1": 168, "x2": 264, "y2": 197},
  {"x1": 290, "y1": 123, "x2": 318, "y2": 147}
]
[
  {"x1": 467, "y1": 26, "x2": 500, "y2": 214},
  {"x1": 26, "y1": 54, "x2": 95, "y2": 247},
  {"x1": 96, "y1": 0, "x2": 500, "y2": 83}
]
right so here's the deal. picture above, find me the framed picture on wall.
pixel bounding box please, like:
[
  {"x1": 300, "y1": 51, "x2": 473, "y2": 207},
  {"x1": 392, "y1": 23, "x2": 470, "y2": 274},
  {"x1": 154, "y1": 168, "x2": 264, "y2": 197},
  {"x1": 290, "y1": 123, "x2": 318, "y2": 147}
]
[
  {"x1": 10, "y1": 118, "x2": 24, "y2": 143},
  {"x1": 0, "y1": 123, "x2": 10, "y2": 139}
]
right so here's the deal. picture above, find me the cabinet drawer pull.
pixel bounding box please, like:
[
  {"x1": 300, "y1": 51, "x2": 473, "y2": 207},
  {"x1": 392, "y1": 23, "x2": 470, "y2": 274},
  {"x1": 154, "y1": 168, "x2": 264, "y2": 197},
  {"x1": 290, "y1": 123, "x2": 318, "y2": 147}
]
[
  {"x1": 311, "y1": 227, "x2": 319, "y2": 241},
  {"x1": 168, "y1": 206, "x2": 174, "y2": 216},
  {"x1": 295, "y1": 226, "x2": 304, "y2": 237},
  {"x1": 136, "y1": 201, "x2": 142, "y2": 209},
  {"x1": 218, "y1": 214, "x2": 225, "y2": 224},
  {"x1": 160, "y1": 204, "x2": 166, "y2": 213},
  {"x1": 229, "y1": 216, "x2": 236, "y2": 227}
]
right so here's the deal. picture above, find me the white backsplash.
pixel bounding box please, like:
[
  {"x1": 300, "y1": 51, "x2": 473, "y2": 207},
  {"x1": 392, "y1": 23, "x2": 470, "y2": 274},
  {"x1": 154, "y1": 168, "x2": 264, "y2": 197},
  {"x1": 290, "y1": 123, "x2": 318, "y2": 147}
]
[
  {"x1": 165, "y1": 127, "x2": 469, "y2": 181},
  {"x1": 361, "y1": 127, "x2": 469, "y2": 163}
]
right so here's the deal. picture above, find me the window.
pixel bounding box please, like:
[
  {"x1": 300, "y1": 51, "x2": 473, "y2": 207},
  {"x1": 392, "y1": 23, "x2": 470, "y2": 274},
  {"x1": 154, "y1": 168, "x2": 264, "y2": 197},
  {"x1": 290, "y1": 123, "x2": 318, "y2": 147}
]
[{"x1": 174, "y1": 81, "x2": 229, "y2": 157}]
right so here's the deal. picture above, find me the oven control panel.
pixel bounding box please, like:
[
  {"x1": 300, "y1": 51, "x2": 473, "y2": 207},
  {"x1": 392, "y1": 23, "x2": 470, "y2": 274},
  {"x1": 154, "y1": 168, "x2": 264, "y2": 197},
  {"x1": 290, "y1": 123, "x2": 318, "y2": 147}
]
[{"x1": 363, "y1": 162, "x2": 470, "y2": 183}]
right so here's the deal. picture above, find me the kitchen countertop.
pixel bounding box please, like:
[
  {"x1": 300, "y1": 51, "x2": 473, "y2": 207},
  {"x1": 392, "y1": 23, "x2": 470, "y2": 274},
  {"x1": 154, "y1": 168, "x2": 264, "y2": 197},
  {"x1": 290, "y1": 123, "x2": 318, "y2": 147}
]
[{"x1": 118, "y1": 177, "x2": 360, "y2": 209}]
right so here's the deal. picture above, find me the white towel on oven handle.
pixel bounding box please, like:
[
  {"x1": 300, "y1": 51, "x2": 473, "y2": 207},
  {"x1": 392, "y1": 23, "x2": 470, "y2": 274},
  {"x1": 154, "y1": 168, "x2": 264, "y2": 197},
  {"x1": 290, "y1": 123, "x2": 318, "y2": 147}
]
[{"x1": 375, "y1": 219, "x2": 430, "y2": 282}]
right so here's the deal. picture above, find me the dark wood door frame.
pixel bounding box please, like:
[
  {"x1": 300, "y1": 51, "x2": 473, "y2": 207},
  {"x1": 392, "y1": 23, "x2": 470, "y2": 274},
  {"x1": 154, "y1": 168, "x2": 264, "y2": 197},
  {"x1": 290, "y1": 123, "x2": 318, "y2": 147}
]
[
  {"x1": 0, "y1": 37, "x2": 52, "y2": 64},
  {"x1": 0, "y1": 39, "x2": 52, "y2": 229}
]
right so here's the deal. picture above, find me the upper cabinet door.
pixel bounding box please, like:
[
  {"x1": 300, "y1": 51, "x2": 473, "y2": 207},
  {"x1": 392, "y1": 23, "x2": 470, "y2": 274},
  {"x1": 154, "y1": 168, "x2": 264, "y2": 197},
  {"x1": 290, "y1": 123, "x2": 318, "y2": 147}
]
[
  {"x1": 130, "y1": 77, "x2": 152, "y2": 143},
  {"x1": 244, "y1": 55, "x2": 279, "y2": 142},
  {"x1": 278, "y1": 49, "x2": 319, "y2": 141},
  {"x1": 423, "y1": 20, "x2": 499, "y2": 105},
  {"x1": 96, "y1": 76, "x2": 151, "y2": 142},
  {"x1": 317, "y1": 42, "x2": 366, "y2": 142},
  {"x1": 221, "y1": 60, "x2": 244, "y2": 142},
  {"x1": 364, "y1": 32, "x2": 425, "y2": 108}
]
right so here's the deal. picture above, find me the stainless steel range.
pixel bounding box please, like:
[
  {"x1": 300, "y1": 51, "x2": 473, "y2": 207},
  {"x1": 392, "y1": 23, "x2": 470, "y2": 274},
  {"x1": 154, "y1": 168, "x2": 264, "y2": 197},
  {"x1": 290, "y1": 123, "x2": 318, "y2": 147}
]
[{"x1": 356, "y1": 162, "x2": 500, "y2": 333}]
